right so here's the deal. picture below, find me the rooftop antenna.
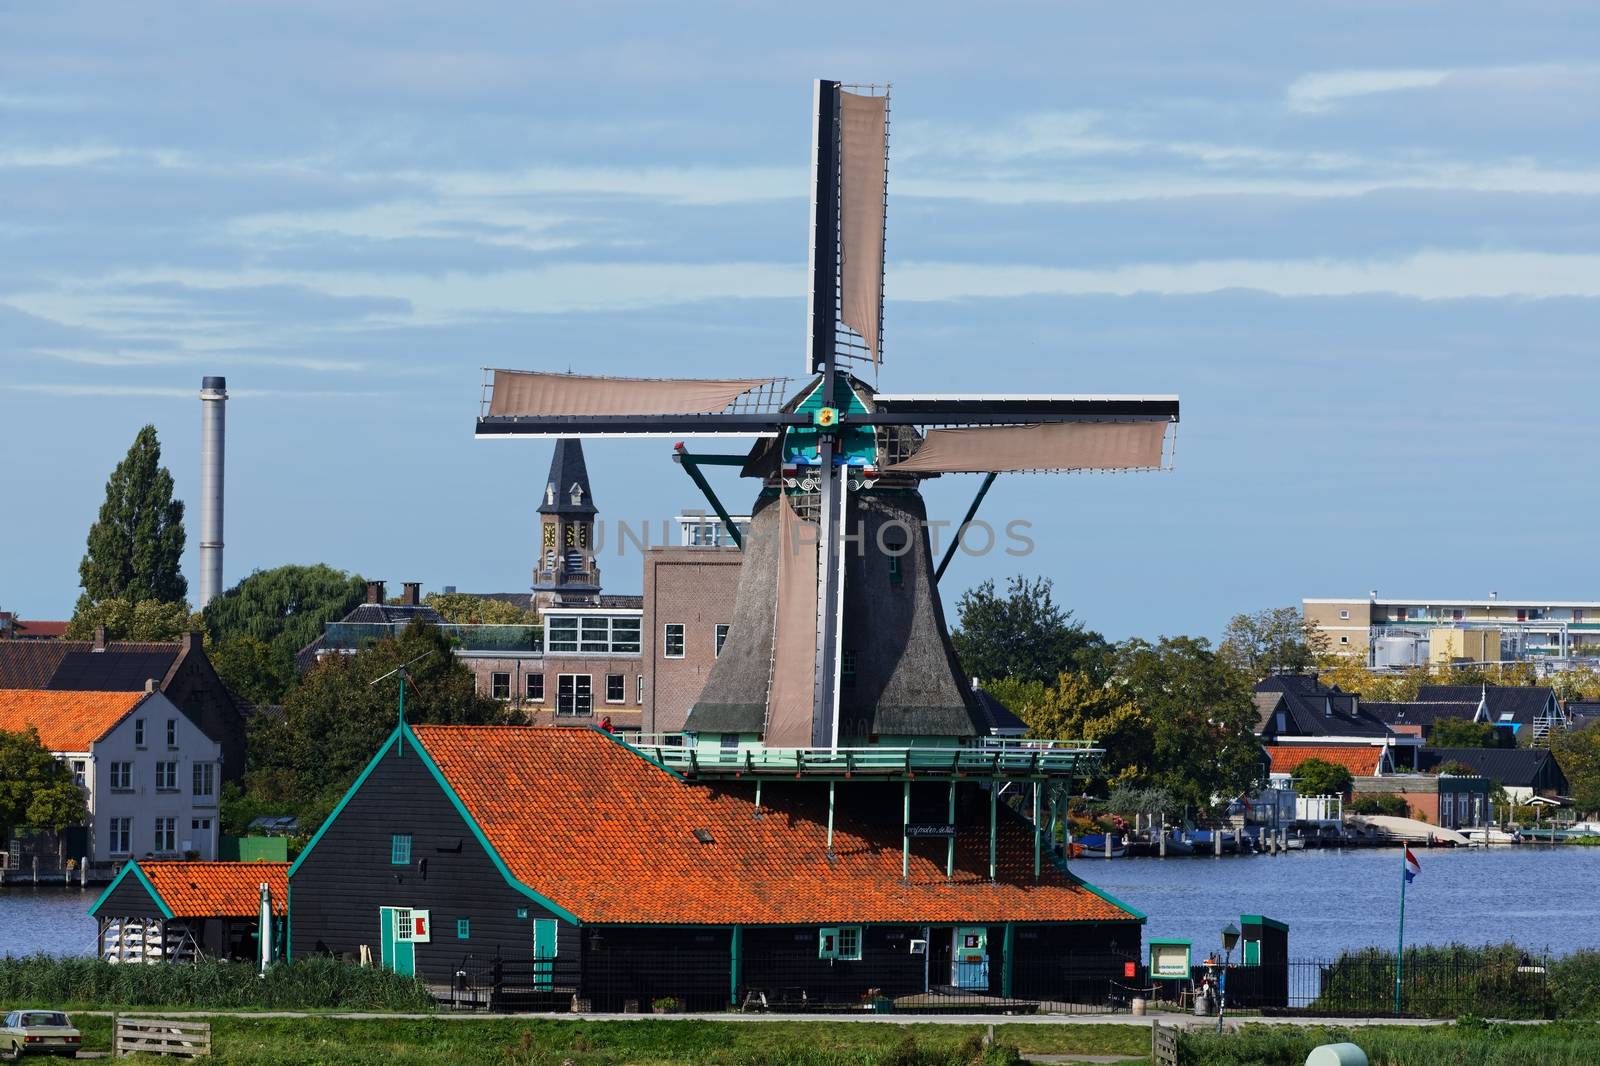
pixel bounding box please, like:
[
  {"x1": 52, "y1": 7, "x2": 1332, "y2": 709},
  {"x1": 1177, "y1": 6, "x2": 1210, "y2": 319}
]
[{"x1": 370, "y1": 650, "x2": 434, "y2": 754}]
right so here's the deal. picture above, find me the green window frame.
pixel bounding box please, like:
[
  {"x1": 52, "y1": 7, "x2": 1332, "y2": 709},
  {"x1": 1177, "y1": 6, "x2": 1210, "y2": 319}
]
[
  {"x1": 818, "y1": 925, "x2": 862, "y2": 961},
  {"x1": 390, "y1": 834, "x2": 412, "y2": 865},
  {"x1": 888, "y1": 555, "x2": 902, "y2": 585},
  {"x1": 457, "y1": 918, "x2": 470, "y2": 940}
]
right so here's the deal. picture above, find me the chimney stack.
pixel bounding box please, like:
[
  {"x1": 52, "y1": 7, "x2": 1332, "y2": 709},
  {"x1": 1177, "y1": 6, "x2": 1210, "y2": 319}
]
[
  {"x1": 198, "y1": 376, "x2": 228, "y2": 609},
  {"x1": 365, "y1": 580, "x2": 387, "y2": 604},
  {"x1": 93, "y1": 625, "x2": 107, "y2": 651},
  {"x1": 402, "y1": 582, "x2": 422, "y2": 607}
]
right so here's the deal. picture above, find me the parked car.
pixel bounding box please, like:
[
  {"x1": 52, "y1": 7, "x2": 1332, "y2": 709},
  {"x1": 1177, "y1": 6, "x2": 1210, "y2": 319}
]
[{"x1": 0, "y1": 1011, "x2": 81, "y2": 1059}]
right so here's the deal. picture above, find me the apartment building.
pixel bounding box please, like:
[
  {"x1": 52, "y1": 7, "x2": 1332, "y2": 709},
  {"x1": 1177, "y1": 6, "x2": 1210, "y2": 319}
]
[{"x1": 1304, "y1": 594, "x2": 1600, "y2": 666}]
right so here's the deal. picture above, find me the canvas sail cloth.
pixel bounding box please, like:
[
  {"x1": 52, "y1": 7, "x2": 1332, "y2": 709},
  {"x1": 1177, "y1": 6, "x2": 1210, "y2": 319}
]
[
  {"x1": 885, "y1": 420, "x2": 1168, "y2": 474},
  {"x1": 764, "y1": 493, "x2": 821, "y2": 748},
  {"x1": 838, "y1": 90, "x2": 887, "y2": 367},
  {"x1": 487, "y1": 370, "x2": 776, "y2": 417}
]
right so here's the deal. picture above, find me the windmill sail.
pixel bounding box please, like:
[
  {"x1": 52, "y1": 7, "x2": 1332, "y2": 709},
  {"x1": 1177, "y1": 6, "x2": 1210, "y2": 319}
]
[
  {"x1": 838, "y1": 89, "x2": 887, "y2": 367},
  {"x1": 487, "y1": 370, "x2": 780, "y2": 417},
  {"x1": 885, "y1": 420, "x2": 1170, "y2": 474}
]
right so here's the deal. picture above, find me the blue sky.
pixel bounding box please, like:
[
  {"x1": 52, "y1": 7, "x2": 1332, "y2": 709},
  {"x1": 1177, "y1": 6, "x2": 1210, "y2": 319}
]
[{"x1": 4, "y1": 2, "x2": 1599, "y2": 640}]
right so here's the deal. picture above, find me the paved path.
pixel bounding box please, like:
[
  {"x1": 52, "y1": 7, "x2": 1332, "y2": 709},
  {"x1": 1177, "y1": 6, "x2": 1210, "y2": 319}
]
[{"x1": 76, "y1": 1009, "x2": 1465, "y2": 1027}]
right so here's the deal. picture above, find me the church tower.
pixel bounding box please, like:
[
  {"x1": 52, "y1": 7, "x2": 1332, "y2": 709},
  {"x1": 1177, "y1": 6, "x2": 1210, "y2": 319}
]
[{"x1": 532, "y1": 439, "x2": 601, "y2": 610}]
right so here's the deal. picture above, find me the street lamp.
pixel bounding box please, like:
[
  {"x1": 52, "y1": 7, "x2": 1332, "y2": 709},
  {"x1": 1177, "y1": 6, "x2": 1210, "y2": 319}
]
[{"x1": 1216, "y1": 923, "x2": 1240, "y2": 1033}]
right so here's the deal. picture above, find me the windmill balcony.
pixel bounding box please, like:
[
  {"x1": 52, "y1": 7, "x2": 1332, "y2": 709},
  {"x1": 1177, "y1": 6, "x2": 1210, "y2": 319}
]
[{"x1": 623, "y1": 734, "x2": 1104, "y2": 782}]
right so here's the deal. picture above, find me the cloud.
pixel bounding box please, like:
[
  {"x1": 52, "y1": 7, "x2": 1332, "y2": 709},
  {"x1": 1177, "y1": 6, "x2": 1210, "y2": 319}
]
[
  {"x1": 888, "y1": 251, "x2": 1600, "y2": 302},
  {"x1": 1286, "y1": 63, "x2": 1600, "y2": 113}
]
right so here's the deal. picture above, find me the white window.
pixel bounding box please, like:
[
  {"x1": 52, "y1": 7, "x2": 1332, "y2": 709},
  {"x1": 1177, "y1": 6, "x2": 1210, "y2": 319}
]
[
  {"x1": 1338, "y1": 609, "x2": 1350, "y2": 620},
  {"x1": 166, "y1": 718, "x2": 177, "y2": 748},
  {"x1": 546, "y1": 614, "x2": 641, "y2": 655},
  {"x1": 819, "y1": 925, "x2": 863, "y2": 961},
  {"x1": 580, "y1": 617, "x2": 610, "y2": 653},
  {"x1": 526, "y1": 673, "x2": 544, "y2": 702},
  {"x1": 557, "y1": 674, "x2": 592, "y2": 716},
  {"x1": 109, "y1": 817, "x2": 131, "y2": 855},
  {"x1": 490, "y1": 672, "x2": 511, "y2": 700},
  {"x1": 1339, "y1": 636, "x2": 1350, "y2": 645},
  {"x1": 110, "y1": 762, "x2": 132, "y2": 790},
  {"x1": 606, "y1": 674, "x2": 625, "y2": 703},
  {"x1": 155, "y1": 762, "x2": 178, "y2": 791},
  {"x1": 192, "y1": 817, "x2": 212, "y2": 835},
  {"x1": 155, "y1": 817, "x2": 176, "y2": 853},
  {"x1": 664, "y1": 623, "x2": 685, "y2": 658},
  {"x1": 193, "y1": 763, "x2": 215, "y2": 799},
  {"x1": 636, "y1": 675, "x2": 643, "y2": 703},
  {"x1": 71, "y1": 760, "x2": 86, "y2": 788},
  {"x1": 611, "y1": 617, "x2": 641, "y2": 654},
  {"x1": 715, "y1": 624, "x2": 730, "y2": 657}
]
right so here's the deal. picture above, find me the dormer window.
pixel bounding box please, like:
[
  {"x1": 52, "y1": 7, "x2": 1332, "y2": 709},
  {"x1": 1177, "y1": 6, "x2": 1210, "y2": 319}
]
[
  {"x1": 545, "y1": 482, "x2": 556, "y2": 506},
  {"x1": 569, "y1": 482, "x2": 584, "y2": 506}
]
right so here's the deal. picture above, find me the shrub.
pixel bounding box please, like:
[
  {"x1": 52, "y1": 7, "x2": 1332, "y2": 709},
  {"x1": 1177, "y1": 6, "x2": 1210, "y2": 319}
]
[
  {"x1": 1350, "y1": 795, "x2": 1409, "y2": 817},
  {"x1": 0, "y1": 955, "x2": 432, "y2": 1011}
]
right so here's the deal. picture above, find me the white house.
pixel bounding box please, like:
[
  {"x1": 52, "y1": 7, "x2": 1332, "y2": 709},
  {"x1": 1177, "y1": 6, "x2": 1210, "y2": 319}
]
[{"x1": 0, "y1": 688, "x2": 223, "y2": 866}]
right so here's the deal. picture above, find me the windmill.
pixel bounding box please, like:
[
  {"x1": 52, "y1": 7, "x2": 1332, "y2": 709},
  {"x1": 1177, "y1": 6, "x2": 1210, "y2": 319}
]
[{"x1": 476, "y1": 80, "x2": 1178, "y2": 753}]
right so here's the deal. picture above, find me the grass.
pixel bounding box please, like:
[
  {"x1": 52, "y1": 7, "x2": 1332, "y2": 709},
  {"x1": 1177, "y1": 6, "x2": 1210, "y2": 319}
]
[
  {"x1": 27, "y1": 1017, "x2": 1154, "y2": 1065},
  {"x1": 1180, "y1": 1020, "x2": 1600, "y2": 1066}
]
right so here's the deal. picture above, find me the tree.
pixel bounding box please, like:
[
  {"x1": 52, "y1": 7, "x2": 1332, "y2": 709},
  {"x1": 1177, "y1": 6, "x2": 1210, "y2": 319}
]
[
  {"x1": 1113, "y1": 636, "x2": 1264, "y2": 812},
  {"x1": 78, "y1": 425, "x2": 186, "y2": 605},
  {"x1": 0, "y1": 728, "x2": 88, "y2": 839},
  {"x1": 1011, "y1": 671, "x2": 1154, "y2": 787},
  {"x1": 201, "y1": 564, "x2": 367, "y2": 703},
  {"x1": 64, "y1": 597, "x2": 196, "y2": 641},
  {"x1": 1429, "y1": 718, "x2": 1502, "y2": 749},
  {"x1": 1219, "y1": 607, "x2": 1328, "y2": 679},
  {"x1": 1552, "y1": 722, "x2": 1600, "y2": 815},
  {"x1": 247, "y1": 621, "x2": 510, "y2": 820},
  {"x1": 1293, "y1": 757, "x2": 1353, "y2": 797},
  {"x1": 424, "y1": 593, "x2": 535, "y2": 625},
  {"x1": 952, "y1": 576, "x2": 1110, "y2": 687}
]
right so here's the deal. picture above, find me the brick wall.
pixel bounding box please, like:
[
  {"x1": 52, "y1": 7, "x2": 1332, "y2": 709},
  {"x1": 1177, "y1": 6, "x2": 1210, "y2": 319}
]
[
  {"x1": 462, "y1": 653, "x2": 643, "y2": 728},
  {"x1": 642, "y1": 548, "x2": 742, "y2": 734}
]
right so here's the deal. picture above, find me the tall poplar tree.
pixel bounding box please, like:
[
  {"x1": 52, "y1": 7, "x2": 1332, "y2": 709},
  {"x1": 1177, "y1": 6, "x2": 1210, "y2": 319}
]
[{"x1": 78, "y1": 425, "x2": 188, "y2": 605}]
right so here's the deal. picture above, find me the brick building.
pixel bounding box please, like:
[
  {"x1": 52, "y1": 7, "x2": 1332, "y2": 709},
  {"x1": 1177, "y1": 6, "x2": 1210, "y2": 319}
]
[{"x1": 641, "y1": 545, "x2": 741, "y2": 735}]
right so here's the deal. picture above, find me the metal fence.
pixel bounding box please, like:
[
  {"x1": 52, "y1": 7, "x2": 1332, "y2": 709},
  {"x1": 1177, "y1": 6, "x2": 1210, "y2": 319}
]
[
  {"x1": 1280, "y1": 950, "x2": 1550, "y2": 1018},
  {"x1": 441, "y1": 950, "x2": 1141, "y2": 1015}
]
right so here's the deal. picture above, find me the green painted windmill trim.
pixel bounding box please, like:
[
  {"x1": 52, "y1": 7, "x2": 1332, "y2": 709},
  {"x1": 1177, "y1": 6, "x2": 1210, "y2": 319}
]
[{"x1": 87, "y1": 860, "x2": 175, "y2": 921}]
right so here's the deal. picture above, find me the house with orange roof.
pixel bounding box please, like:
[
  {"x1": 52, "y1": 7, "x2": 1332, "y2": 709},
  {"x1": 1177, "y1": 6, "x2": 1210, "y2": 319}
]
[
  {"x1": 287, "y1": 722, "x2": 1145, "y2": 1011},
  {"x1": 88, "y1": 860, "x2": 288, "y2": 962},
  {"x1": 0, "y1": 689, "x2": 223, "y2": 871}
]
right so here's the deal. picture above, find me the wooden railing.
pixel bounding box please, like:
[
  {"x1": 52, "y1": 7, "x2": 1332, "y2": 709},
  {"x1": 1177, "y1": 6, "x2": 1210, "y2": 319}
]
[{"x1": 114, "y1": 1017, "x2": 211, "y2": 1058}]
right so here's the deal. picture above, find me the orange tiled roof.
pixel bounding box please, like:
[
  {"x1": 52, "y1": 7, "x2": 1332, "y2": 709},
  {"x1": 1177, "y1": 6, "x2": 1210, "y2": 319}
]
[
  {"x1": 1266, "y1": 743, "x2": 1384, "y2": 777},
  {"x1": 413, "y1": 726, "x2": 1136, "y2": 927},
  {"x1": 0, "y1": 689, "x2": 148, "y2": 750},
  {"x1": 140, "y1": 862, "x2": 290, "y2": 917}
]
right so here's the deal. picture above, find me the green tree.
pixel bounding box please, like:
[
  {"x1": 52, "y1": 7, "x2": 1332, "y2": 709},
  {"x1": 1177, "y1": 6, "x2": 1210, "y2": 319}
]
[
  {"x1": 64, "y1": 597, "x2": 196, "y2": 641},
  {"x1": 1293, "y1": 757, "x2": 1353, "y2": 797},
  {"x1": 200, "y1": 564, "x2": 367, "y2": 703},
  {"x1": 248, "y1": 622, "x2": 510, "y2": 820},
  {"x1": 1012, "y1": 671, "x2": 1154, "y2": 787},
  {"x1": 1219, "y1": 606, "x2": 1328, "y2": 679},
  {"x1": 1552, "y1": 722, "x2": 1600, "y2": 815},
  {"x1": 1429, "y1": 718, "x2": 1502, "y2": 748},
  {"x1": 0, "y1": 728, "x2": 88, "y2": 839},
  {"x1": 423, "y1": 593, "x2": 535, "y2": 625},
  {"x1": 952, "y1": 576, "x2": 1110, "y2": 686},
  {"x1": 1113, "y1": 636, "x2": 1264, "y2": 812},
  {"x1": 77, "y1": 425, "x2": 186, "y2": 605}
]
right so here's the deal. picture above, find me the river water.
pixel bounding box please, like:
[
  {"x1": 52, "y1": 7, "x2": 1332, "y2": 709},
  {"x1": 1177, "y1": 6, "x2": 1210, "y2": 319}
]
[{"x1": 4, "y1": 846, "x2": 1599, "y2": 961}]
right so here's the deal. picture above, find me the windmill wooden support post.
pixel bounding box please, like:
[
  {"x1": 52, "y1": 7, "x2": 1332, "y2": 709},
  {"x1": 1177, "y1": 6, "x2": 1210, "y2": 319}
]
[
  {"x1": 947, "y1": 780, "x2": 957, "y2": 879},
  {"x1": 673, "y1": 445, "x2": 744, "y2": 549},
  {"x1": 902, "y1": 779, "x2": 911, "y2": 881},
  {"x1": 1033, "y1": 782, "x2": 1042, "y2": 880},
  {"x1": 989, "y1": 781, "x2": 998, "y2": 881}
]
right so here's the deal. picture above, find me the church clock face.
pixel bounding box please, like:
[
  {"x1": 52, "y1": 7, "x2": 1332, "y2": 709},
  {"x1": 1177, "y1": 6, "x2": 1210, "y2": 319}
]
[
  {"x1": 542, "y1": 523, "x2": 557, "y2": 551},
  {"x1": 576, "y1": 524, "x2": 589, "y2": 548},
  {"x1": 565, "y1": 524, "x2": 578, "y2": 548}
]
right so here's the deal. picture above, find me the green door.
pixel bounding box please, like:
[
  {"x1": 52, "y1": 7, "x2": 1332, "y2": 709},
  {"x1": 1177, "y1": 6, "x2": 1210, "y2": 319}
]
[
  {"x1": 1242, "y1": 939, "x2": 1260, "y2": 966},
  {"x1": 379, "y1": 907, "x2": 416, "y2": 977},
  {"x1": 533, "y1": 919, "x2": 557, "y2": 990}
]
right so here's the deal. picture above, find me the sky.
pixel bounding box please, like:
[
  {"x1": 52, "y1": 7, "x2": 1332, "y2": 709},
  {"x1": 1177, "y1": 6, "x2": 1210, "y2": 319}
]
[{"x1": 3, "y1": 2, "x2": 1599, "y2": 641}]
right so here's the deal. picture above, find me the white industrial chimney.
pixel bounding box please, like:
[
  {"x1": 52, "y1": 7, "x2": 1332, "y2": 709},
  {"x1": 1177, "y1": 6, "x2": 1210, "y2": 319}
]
[{"x1": 198, "y1": 376, "x2": 227, "y2": 609}]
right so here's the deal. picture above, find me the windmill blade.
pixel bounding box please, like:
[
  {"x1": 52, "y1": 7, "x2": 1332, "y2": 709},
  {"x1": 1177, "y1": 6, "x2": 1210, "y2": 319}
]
[
  {"x1": 859, "y1": 393, "x2": 1180, "y2": 426},
  {"x1": 476, "y1": 369, "x2": 804, "y2": 438},
  {"x1": 883, "y1": 419, "x2": 1172, "y2": 474}
]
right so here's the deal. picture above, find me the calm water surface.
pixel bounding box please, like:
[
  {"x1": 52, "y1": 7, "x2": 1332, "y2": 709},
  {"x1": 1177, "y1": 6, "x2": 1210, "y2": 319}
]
[{"x1": 3, "y1": 846, "x2": 1599, "y2": 960}]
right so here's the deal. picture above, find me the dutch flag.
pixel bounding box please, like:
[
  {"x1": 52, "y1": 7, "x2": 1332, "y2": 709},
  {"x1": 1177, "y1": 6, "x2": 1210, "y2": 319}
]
[{"x1": 1403, "y1": 845, "x2": 1421, "y2": 884}]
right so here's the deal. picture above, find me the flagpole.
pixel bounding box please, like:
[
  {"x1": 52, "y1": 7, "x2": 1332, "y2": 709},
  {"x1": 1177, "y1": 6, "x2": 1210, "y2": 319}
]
[{"x1": 1394, "y1": 846, "x2": 1407, "y2": 1016}]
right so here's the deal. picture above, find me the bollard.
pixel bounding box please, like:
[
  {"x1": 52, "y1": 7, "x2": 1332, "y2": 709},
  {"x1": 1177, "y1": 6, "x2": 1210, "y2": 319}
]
[
  {"x1": 1105, "y1": 833, "x2": 1113, "y2": 859},
  {"x1": 1305, "y1": 1043, "x2": 1368, "y2": 1066},
  {"x1": 1158, "y1": 825, "x2": 1167, "y2": 858},
  {"x1": 33, "y1": 855, "x2": 39, "y2": 884},
  {"x1": 81, "y1": 857, "x2": 88, "y2": 887},
  {"x1": 1214, "y1": 831, "x2": 1222, "y2": 856}
]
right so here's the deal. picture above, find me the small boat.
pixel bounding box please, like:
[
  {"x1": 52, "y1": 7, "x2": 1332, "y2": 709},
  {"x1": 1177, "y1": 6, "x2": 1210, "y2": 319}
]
[
  {"x1": 1284, "y1": 836, "x2": 1306, "y2": 850},
  {"x1": 1159, "y1": 831, "x2": 1194, "y2": 856},
  {"x1": 1461, "y1": 827, "x2": 1520, "y2": 845},
  {"x1": 1076, "y1": 833, "x2": 1127, "y2": 858}
]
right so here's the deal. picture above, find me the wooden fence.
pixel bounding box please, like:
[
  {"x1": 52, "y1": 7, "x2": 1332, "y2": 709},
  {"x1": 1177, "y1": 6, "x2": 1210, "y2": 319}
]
[
  {"x1": 1151, "y1": 1020, "x2": 1178, "y2": 1066},
  {"x1": 113, "y1": 1017, "x2": 211, "y2": 1058}
]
